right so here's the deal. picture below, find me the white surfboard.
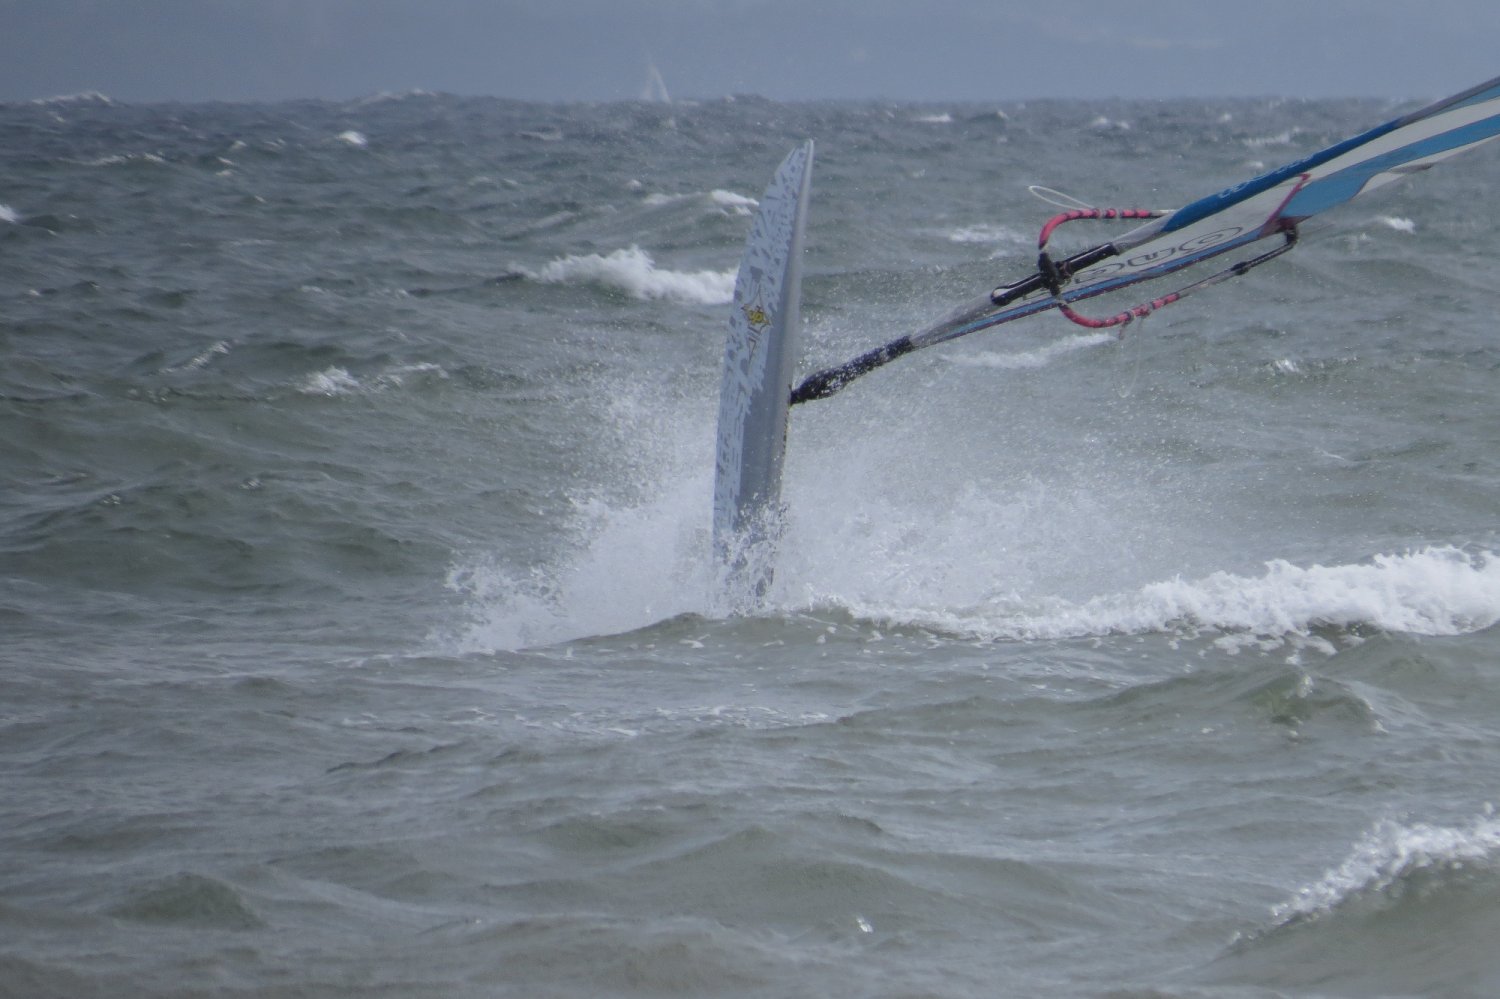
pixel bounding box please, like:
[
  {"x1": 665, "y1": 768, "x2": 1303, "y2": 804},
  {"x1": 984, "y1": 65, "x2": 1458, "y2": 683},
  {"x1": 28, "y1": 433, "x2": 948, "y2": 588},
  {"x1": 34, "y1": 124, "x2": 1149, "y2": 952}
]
[{"x1": 712, "y1": 141, "x2": 813, "y2": 609}]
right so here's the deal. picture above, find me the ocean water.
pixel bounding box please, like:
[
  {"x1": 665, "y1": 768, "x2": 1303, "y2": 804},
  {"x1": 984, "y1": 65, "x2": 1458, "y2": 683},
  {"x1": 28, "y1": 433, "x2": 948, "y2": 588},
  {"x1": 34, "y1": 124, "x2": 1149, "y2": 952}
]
[{"x1": 5, "y1": 87, "x2": 1500, "y2": 997}]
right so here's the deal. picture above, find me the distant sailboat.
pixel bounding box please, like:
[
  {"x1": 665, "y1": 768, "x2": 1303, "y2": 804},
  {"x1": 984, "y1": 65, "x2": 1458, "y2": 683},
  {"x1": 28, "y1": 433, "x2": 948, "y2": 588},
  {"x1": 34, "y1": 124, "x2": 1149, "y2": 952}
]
[{"x1": 640, "y1": 59, "x2": 671, "y2": 104}]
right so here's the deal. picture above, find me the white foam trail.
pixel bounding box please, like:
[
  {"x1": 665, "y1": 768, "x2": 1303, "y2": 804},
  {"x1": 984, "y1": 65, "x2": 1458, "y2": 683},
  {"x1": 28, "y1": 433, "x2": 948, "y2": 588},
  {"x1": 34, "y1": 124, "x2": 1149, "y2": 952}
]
[
  {"x1": 1272, "y1": 808, "x2": 1500, "y2": 924},
  {"x1": 0, "y1": 204, "x2": 18, "y2": 224},
  {"x1": 1379, "y1": 215, "x2": 1417, "y2": 233},
  {"x1": 530, "y1": 245, "x2": 735, "y2": 305}
]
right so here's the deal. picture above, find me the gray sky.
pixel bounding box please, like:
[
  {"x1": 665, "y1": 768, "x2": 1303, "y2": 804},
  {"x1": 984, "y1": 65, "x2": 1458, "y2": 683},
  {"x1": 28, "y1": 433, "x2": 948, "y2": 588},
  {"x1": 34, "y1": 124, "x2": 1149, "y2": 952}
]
[{"x1": 3, "y1": 0, "x2": 1497, "y2": 104}]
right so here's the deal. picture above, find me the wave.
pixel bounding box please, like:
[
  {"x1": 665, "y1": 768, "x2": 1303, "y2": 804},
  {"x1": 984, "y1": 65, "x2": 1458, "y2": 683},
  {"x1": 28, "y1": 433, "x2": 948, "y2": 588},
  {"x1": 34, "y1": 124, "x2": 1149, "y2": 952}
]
[
  {"x1": 0, "y1": 204, "x2": 18, "y2": 224},
  {"x1": 1209, "y1": 807, "x2": 1500, "y2": 994},
  {"x1": 439, "y1": 346, "x2": 1500, "y2": 653},
  {"x1": 1271, "y1": 809, "x2": 1500, "y2": 927},
  {"x1": 709, "y1": 189, "x2": 757, "y2": 215},
  {"x1": 298, "y1": 363, "x2": 449, "y2": 397},
  {"x1": 446, "y1": 467, "x2": 1500, "y2": 653},
  {"x1": 30, "y1": 91, "x2": 115, "y2": 106},
  {"x1": 640, "y1": 189, "x2": 757, "y2": 216},
  {"x1": 847, "y1": 546, "x2": 1500, "y2": 649},
  {"x1": 81, "y1": 152, "x2": 167, "y2": 168},
  {"x1": 526, "y1": 245, "x2": 735, "y2": 305},
  {"x1": 350, "y1": 90, "x2": 440, "y2": 106}
]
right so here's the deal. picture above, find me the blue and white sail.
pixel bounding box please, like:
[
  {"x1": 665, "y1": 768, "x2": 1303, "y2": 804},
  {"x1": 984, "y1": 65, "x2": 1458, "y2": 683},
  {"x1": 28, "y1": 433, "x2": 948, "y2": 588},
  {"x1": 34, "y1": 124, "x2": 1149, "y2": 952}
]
[
  {"x1": 1084, "y1": 75, "x2": 1500, "y2": 289},
  {"x1": 791, "y1": 74, "x2": 1500, "y2": 402}
]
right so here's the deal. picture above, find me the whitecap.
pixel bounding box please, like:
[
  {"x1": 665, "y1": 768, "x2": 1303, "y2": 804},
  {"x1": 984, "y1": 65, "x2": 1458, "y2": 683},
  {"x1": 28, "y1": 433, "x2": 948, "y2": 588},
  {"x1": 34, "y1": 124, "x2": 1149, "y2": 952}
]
[
  {"x1": 373, "y1": 362, "x2": 448, "y2": 389},
  {"x1": 529, "y1": 245, "x2": 735, "y2": 305},
  {"x1": 352, "y1": 90, "x2": 437, "y2": 106},
  {"x1": 161, "y1": 340, "x2": 232, "y2": 374},
  {"x1": 32, "y1": 91, "x2": 114, "y2": 106},
  {"x1": 1054, "y1": 546, "x2": 1500, "y2": 645},
  {"x1": 710, "y1": 189, "x2": 757, "y2": 215},
  {"x1": 298, "y1": 362, "x2": 448, "y2": 397},
  {"x1": 337, "y1": 130, "x2": 368, "y2": 148},
  {"x1": 0, "y1": 204, "x2": 18, "y2": 224},
  {"x1": 1271, "y1": 809, "x2": 1500, "y2": 925},
  {"x1": 84, "y1": 152, "x2": 166, "y2": 168},
  {"x1": 300, "y1": 367, "x2": 361, "y2": 396},
  {"x1": 642, "y1": 192, "x2": 690, "y2": 207},
  {"x1": 640, "y1": 189, "x2": 756, "y2": 217},
  {"x1": 811, "y1": 546, "x2": 1500, "y2": 649}
]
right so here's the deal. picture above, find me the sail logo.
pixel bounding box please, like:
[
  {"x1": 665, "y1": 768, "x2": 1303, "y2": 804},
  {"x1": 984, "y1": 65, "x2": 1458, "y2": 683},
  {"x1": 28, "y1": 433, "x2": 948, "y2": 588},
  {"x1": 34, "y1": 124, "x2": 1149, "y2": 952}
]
[{"x1": 741, "y1": 287, "x2": 772, "y2": 338}]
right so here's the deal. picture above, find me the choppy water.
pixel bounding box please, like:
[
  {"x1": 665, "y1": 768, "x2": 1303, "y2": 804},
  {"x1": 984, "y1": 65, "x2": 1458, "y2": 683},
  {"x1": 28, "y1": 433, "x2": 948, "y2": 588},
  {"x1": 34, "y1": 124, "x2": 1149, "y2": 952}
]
[{"x1": 5, "y1": 87, "x2": 1500, "y2": 997}]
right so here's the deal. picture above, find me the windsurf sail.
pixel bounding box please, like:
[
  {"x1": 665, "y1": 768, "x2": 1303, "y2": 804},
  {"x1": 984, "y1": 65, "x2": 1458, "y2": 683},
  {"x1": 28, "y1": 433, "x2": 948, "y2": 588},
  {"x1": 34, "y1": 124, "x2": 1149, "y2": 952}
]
[
  {"x1": 792, "y1": 74, "x2": 1500, "y2": 404},
  {"x1": 713, "y1": 140, "x2": 813, "y2": 608}
]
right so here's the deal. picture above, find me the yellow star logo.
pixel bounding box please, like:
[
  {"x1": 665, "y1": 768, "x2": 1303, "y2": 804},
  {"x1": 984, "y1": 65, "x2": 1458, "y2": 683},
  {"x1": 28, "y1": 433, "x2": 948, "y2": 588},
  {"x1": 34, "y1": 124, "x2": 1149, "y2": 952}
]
[{"x1": 741, "y1": 284, "x2": 772, "y2": 337}]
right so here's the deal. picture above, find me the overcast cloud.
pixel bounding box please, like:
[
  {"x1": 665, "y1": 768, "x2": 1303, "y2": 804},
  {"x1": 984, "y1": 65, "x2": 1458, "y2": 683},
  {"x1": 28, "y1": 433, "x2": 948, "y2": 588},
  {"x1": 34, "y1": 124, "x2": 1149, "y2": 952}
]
[{"x1": 2, "y1": 0, "x2": 1496, "y2": 104}]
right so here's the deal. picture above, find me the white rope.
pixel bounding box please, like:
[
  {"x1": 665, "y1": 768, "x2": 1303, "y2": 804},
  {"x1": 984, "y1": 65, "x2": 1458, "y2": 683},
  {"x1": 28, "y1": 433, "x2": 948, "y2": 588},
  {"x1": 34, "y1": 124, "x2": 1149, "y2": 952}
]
[{"x1": 1027, "y1": 185, "x2": 1095, "y2": 211}]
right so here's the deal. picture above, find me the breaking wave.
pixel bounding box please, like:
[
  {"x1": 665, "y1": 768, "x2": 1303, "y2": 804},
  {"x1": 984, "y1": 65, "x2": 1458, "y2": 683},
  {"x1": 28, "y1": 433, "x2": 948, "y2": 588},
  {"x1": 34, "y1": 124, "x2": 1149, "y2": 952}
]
[{"x1": 526, "y1": 245, "x2": 735, "y2": 304}]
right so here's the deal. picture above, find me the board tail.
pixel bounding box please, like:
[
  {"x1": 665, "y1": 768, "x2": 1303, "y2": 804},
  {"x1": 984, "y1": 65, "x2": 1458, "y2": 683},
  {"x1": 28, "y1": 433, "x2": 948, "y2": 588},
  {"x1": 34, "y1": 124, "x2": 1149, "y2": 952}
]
[{"x1": 712, "y1": 141, "x2": 813, "y2": 611}]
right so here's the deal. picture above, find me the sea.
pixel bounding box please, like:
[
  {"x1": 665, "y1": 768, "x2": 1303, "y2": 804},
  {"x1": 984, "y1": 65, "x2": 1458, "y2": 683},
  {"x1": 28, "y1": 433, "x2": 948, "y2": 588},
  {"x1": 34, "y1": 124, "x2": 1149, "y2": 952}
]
[{"x1": 4, "y1": 86, "x2": 1500, "y2": 998}]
